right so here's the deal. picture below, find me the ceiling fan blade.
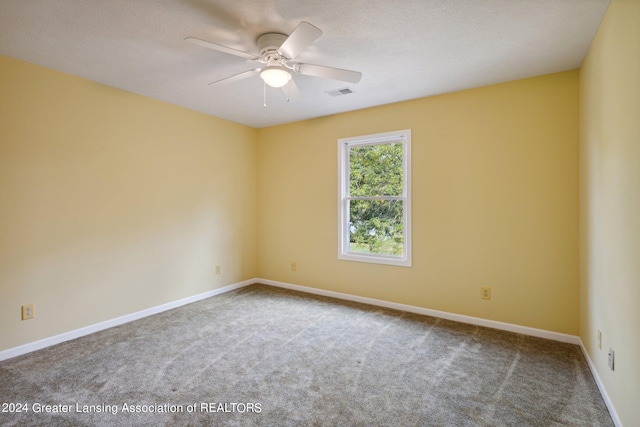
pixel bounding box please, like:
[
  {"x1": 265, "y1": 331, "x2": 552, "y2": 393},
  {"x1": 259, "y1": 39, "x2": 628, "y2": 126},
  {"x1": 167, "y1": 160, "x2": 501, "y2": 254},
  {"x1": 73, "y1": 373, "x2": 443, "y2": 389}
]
[
  {"x1": 293, "y1": 63, "x2": 362, "y2": 83},
  {"x1": 278, "y1": 22, "x2": 322, "y2": 59},
  {"x1": 185, "y1": 37, "x2": 260, "y2": 61},
  {"x1": 208, "y1": 68, "x2": 260, "y2": 86},
  {"x1": 281, "y1": 77, "x2": 301, "y2": 102}
]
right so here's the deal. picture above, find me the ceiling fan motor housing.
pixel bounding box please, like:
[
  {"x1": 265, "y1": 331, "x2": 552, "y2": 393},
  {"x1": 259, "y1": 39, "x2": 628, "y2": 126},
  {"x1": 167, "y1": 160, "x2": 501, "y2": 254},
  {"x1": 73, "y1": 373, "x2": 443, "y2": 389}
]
[{"x1": 256, "y1": 33, "x2": 288, "y2": 63}]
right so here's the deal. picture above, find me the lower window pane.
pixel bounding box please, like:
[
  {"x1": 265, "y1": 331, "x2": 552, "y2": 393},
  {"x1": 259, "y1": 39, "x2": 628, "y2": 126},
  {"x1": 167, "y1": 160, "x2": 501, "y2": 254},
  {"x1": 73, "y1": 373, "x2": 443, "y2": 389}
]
[{"x1": 348, "y1": 200, "x2": 404, "y2": 256}]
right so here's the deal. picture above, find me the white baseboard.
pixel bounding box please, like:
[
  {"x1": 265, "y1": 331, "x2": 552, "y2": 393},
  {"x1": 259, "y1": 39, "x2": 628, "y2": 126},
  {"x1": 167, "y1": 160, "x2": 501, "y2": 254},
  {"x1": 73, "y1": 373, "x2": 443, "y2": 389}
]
[
  {"x1": 0, "y1": 279, "x2": 256, "y2": 362},
  {"x1": 257, "y1": 278, "x2": 580, "y2": 345},
  {"x1": 578, "y1": 339, "x2": 622, "y2": 427},
  {"x1": 1, "y1": 277, "x2": 580, "y2": 359}
]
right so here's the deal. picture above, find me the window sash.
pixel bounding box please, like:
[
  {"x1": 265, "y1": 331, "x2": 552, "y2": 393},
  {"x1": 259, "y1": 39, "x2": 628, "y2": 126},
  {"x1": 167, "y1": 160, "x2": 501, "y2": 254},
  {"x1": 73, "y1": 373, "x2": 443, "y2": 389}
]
[{"x1": 345, "y1": 196, "x2": 405, "y2": 201}]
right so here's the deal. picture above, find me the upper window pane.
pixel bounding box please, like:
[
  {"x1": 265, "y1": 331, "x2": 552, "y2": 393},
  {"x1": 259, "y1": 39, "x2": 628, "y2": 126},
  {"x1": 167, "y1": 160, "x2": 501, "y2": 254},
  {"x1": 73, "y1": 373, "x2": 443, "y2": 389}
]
[{"x1": 349, "y1": 142, "x2": 403, "y2": 197}]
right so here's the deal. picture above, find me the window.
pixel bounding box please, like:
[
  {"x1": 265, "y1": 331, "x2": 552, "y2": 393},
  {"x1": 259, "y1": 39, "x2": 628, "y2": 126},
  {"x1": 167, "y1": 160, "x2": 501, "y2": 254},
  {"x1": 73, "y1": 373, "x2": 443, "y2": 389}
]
[{"x1": 338, "y1": 129, "x2": 411, "y2": 267}]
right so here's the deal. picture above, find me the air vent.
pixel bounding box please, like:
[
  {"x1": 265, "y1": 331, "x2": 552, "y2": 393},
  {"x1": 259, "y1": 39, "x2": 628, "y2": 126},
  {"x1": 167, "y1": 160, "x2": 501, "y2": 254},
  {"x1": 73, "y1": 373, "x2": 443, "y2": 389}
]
[{"x1": 325, "y1": 87, "x2": 355, "y2": 97}]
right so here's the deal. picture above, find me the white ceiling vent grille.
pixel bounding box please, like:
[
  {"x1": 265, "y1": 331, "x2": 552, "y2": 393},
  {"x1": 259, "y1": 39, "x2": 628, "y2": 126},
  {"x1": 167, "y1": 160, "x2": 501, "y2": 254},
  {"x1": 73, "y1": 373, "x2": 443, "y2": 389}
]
[{"x1": 325, "y1": 87, "x2": 355, "y2": 97}]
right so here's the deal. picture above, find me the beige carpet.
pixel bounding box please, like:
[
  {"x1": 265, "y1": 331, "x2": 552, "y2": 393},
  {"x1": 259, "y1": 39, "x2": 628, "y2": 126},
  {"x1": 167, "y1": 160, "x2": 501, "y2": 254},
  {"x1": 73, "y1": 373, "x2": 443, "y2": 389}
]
[{"x1": 0, "y1": 284, "x2": 613, "y2": 426}]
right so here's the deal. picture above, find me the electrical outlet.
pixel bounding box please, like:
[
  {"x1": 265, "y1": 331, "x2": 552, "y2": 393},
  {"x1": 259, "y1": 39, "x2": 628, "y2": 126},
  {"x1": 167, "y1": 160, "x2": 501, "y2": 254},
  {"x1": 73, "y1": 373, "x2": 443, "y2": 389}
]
[
  {"x1": 22, "y1": 304, "x2": 35, "y2": 320},
  {"x1": 597, "y1": 329, "x2": 602, "y2": 349},
  {"x1": 481, "y1": 287, "x2": 491, "y2": 300},
  {"x1": 608, "y1": 346, "x2": 615, "y2": 371},
  {"x1": 215, "y1": 265, "x2": 221, "y2": 275},
  {"x1": 290, "y1": 261, "x2": 297, "y2": 272}
]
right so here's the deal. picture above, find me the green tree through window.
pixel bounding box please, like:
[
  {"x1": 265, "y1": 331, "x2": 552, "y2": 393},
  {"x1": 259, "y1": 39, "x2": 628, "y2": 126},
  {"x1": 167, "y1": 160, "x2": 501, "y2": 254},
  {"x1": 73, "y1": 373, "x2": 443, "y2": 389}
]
[
  {"x1": 338, "y1": 129, "x2": 411, "y2": 267},
  {"x1": 349, "y1": 143, "x2": 404, "y2": 255}
]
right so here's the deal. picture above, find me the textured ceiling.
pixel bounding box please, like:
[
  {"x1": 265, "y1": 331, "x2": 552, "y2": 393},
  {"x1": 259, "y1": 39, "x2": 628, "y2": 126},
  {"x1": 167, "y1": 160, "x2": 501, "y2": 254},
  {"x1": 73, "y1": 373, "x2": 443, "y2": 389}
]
[{"x1": 0, "y1": 0, "x2": 610, "y2": 128}]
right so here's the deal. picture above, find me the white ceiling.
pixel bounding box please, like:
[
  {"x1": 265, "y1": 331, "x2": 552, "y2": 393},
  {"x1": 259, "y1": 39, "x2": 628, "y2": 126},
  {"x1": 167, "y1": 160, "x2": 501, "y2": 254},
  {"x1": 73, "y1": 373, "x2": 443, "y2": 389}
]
[{"x1": 0, "y1": 0, "x2": 610, "y2": 128}]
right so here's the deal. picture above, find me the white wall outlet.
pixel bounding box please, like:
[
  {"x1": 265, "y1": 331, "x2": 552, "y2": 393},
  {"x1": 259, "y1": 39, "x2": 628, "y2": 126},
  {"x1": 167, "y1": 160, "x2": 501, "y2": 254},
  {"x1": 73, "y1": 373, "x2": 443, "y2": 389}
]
[
  {"x1": 597, "y1": 329, "x2": 602, "y2": 349},
  {"x1": 215, "y1": 265, "x2": 221, "y2": 275},
  {"x1": 290, "y1": 261, "x2": 297, "y2": 271},
  {"x1": 481, "y1": 287, "x2": 491, "y2": 300},
  {"x1": 22, "y1": 304, "x2": 35, "y2": 320},
  {"x1": 608, "y1": 346, "x2": 615, "y2": 370}
]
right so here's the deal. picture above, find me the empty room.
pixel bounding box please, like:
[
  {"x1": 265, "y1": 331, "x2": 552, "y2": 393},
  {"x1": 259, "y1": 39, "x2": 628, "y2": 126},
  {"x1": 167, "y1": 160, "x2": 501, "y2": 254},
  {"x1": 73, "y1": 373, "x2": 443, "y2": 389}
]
[{"x1": 0, "y1": 0, "x2": 638, "y2": 425}]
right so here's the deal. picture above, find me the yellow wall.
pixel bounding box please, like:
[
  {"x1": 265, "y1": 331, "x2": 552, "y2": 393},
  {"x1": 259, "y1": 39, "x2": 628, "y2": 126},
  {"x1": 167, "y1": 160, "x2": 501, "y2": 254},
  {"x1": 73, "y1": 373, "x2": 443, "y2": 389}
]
[
  {"x1": 0, "y1": 55, "x2": 258, "y2": 350},
  {"x1": 258, "y1": 71, "x2": 580, "y2": 334},
  {"x1": 0, "y1": 55, "x2": 581, "y2": 352},
  {"x1": 579, "y1": 0, "x2": 640, "y2": 425}
]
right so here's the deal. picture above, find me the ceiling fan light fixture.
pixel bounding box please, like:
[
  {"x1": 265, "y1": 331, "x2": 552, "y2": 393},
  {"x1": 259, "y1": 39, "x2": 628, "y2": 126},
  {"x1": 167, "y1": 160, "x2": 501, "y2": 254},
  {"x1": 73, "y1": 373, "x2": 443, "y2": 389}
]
[{"x1": 260, "y1": 66, "x2": 291, "y2": 87}]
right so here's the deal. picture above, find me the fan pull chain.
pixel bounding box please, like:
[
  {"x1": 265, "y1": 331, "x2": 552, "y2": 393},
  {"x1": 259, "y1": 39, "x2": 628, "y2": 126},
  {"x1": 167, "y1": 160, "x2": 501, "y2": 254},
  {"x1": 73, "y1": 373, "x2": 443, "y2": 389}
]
[{"x1": 263, "y1": 81, "x2": 267, "y2": 108}]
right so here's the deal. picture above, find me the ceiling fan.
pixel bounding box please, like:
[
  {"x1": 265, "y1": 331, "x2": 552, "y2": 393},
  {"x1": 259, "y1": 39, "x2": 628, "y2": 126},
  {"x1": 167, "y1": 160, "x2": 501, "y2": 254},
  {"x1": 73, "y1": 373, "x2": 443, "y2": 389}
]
[{"x1": 185, "y1": 22, "x2": 362, "y2": 96}]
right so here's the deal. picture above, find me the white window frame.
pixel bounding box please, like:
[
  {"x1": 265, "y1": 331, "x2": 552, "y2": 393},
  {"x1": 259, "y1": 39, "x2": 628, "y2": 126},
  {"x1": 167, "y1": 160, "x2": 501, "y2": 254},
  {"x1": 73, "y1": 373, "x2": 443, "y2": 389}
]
[{"x1": 338, "y1": 129, "x2": 412, "y2": 267}]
